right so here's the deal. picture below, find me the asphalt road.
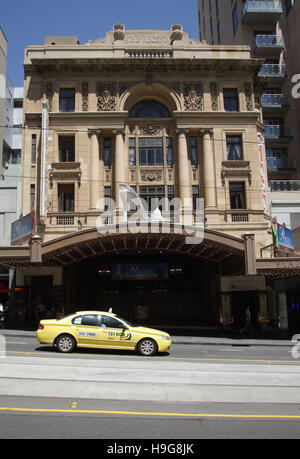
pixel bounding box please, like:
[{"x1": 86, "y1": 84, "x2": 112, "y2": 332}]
[{"x1": 1, "y1": 336, "x2": 300, "y2": 440}]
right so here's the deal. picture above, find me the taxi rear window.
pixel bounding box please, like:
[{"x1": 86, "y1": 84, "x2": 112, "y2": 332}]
[{"x1": 72, "y1": 314, "x2": 100, "y2": 326}]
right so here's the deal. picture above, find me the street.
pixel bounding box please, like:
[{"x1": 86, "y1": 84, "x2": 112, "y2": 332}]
[{"x1": 0, "y1": 334, "x2": 300, "y2": 440}]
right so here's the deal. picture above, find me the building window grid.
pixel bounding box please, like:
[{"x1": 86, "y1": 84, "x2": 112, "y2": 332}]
[
  {"x1": 31, "y1": 134, "x2": 37, "y2": 164},
  {"x1": 223, "y1": 88, "x2": 239, "y2": 111},
  {"x1": 129, "y1": 135, "x2": 173, "y2": 167},
  {"x1": 229, "y1": 182, "x2": 246, "y2": 210},
  {"x1": 58, "y1": 136, "x2": 75, "y2": 162},
  {"x1": 59, "y1": 88, "x2": 75, "y2": 112},
  {"x1": 104, "y1": 138, "x2": 112, "y2": 166},
  {"x1": 226, "y1": 135, "x2": 243, "y2": 160}
]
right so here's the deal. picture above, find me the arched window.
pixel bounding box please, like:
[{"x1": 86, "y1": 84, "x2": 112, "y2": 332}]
[{"x1": 129, "y1": 99, "x2": 171, "y2": 118}]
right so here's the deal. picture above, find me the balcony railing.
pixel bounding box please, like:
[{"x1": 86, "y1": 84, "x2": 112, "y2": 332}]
[
  {"x1": 255, "y1": 34, "x2": 284, "y2": 47},
  {"x1": 253, "y1": 34, "x2": 284, "y2": 55},
  {"x1": 258, "y1": 63, "x2": 285, "y2": 77},
  {"x1": 264, "y1": 125, "x2": 293, "y2": 139},
  {"x1": 243, "y1": 1, "x2": 283, "y2": 24},
  {"x1": 261, "y1": 93, "x2": 289, "y2": 108},
  {"x1": 267, "y1": 157, "x2": 296, "y2": 171},
  {"x1": 270, "y1": 180, "x2": 300, "y2": 192}
]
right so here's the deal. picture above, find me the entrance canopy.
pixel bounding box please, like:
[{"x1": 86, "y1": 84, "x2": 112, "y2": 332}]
[
  {"x1": 42, "y1": 227, "x2": 245, "y2": 267},
  {"x1": 1, "y1": 228, "x2": 300, "y2": 279},
  {"x1": 0, "y1": 227, "x2": 245, "y2": 268}
]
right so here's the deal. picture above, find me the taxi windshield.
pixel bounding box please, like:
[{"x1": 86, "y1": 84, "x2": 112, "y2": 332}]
[{"x1": 116, "y1": 315, "x2": 135, "y2": 328}]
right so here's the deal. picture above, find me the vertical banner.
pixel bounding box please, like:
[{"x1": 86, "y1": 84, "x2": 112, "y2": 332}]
[
  {"x1": 258, "y1": 293, "x2": 269, "y2": 323},
  {"x1": 40, "y1": 99, "x2": 49, "y2": 223},
  {"x1": 219, "y1": 294, "x2": 233, "y2": 324},
  {"x1": 257, "y1": 133, "x2": 268, "y2": 214}
]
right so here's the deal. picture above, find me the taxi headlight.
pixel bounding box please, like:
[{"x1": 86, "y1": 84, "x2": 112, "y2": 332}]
[{"x1": 161, "y1": 335, "x2": 170, "y2": 341}]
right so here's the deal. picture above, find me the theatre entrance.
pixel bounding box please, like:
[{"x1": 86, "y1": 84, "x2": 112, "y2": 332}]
[{"x1": 63, "y1": 254, "x2": 219, "y2": 328}]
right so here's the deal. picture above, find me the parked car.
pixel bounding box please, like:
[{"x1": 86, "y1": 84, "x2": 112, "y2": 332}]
[
  {"x1": 37, "y1": 310, "x2": 171, "y2": 356},
  {"x1": 0, "y1": 303, "x2": 6, "y2": 322}
]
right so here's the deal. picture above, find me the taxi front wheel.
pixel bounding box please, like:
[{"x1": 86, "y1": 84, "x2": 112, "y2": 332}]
[
  {"x1": 55, "y1": 334, "x2": 76, "y2": 353},
  {"x1": 137, "y1": 338, "x2": 158, "y2": 356}
]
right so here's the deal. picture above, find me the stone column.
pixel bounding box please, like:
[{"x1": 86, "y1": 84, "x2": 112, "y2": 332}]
[
  {"x1": 113, "y1": 130, "x2": 126, "y2": 211},
  {"x1": 176, "y1": 128, "x2": 192, "y2": 206},
  {"x1": 242, "y1": 233, "x2": 257, "y2": 275},
  {"x1": 88, "y1": 129, "x2": 101, "y2": 209},
  {"x1": 176, "y1": 129, "x2": 193, "y2": 225},
  {"x1": 200, "y1": 128, "x2": 216, "y2": 208}
]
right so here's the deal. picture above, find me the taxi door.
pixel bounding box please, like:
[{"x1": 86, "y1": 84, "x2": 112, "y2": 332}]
[
  {"x1": 99, "y1": 315, "x2": 135, "y2": 349},
  {"x1": 71, "y1": 314, "x2": 103, "y2": 347}
]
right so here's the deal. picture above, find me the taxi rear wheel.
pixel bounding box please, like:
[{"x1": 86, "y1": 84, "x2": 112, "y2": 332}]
[
  {"x1": 137, "y1": 338, "x2": 158, "y2": 356},
  {"x1": 55, "y1": 334, "x2": 76, "y2": 353}
]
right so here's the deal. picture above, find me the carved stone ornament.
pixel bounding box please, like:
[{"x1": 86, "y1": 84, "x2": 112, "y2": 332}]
[
  {"x1": 140, "y1": 170, "x2": 163, "y2": 182},
  {"x1": 113, "y1": 24, "x2": 125, "y2": 41},
  {"x1": 138, "y1": 125, "x2": 162, "y2": 135},
  {"x1": 244, "y1": 82, "x2": 253, "y2": 111},
  {"x1": 184, "y1": 83, "x2": 203, "y2": 111},
  {"x1": 170, "y1": 24, "x2": 183, "y2": 43},
  {"x1": 210, "y1": 82, "x2": 218, "y2": 111},
  {"x1": 96, "y1": 83, "x2": 116, "y2": 111},
  {"x1": 46, "y1": 82, "x2": 53, "y2": 111},
  {"x1": 82, "y1": 81, "x2": 88, "y2": 111}
]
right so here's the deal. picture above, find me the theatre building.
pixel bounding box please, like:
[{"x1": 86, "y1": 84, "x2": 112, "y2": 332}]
[{"x1": 1, "y1": 25, "x2": 299, "y2": 332}]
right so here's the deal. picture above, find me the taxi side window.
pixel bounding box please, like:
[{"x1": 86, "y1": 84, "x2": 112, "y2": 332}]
[
  {"x1": 101, "y1": 316, "x2": 124, "y2": 329},
  {"x1": 72, "y1": 315, "x2": 83, "y2": 325},
  {"x1": 82, "y1": 314, "x2": 100, "y2": 326},
  {"x1": 72, "y1": 314, "x2": 100, "y2": 326}
]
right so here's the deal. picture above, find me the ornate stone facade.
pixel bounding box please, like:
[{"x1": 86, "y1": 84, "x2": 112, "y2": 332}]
[{"x1": 21, "y1": 26, "x2": 271, "y2": 255}]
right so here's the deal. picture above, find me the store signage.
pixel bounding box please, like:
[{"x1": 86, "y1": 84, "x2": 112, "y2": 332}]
[
  {"x1": 220, "y1": 275, "x2": 266, "y2": 292},
  {"x1": 11, "y1": 213, "x2": 33, "y2": 246},
  {"x1": 272, "y1": 222, "x2": 294, "y2": 254},
  {"x1": 258, "y1": 133, "x2": 268, "y2": 214}
]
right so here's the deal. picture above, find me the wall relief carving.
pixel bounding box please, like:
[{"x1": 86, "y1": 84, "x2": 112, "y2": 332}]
[
  {"x1": 140, "y1": 170, "x2": 163, "y2": 182},
  {"x1": 184, "y1": 83, "x2": 203, "y2": 111},
  {"x1": 81, "y1": 81, "x2": 89, "y2": 111},
  {"x1": 210, "y1": 82, "x2": 218, "y2": 111},
  {"x1": 96, "y1": 83, "x2": 116, "y2": 111}
]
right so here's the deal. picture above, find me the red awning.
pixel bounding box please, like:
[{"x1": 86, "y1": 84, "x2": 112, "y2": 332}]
[{"x1": 0, "y1": 282, "x2": 10, "y2": 293}]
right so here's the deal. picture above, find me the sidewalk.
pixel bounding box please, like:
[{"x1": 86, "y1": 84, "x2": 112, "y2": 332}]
[{"x1": 0, "y1": 325, "x2": 293, "y2": 347}]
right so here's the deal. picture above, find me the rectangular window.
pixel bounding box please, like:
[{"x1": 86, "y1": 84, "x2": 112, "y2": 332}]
[
  {"x1": 59, "y1": 88, "x2": 75, "y2": 112},
  {"x1": 104, "y1": 138, "x2": 112, "y2": 166},
  {"x1": 192, "y1": 185, "x2": 199, "y2": 211},
  {"x1": 59, "y1": 136, "x2": 75, "y2": 162},
  {"x1": 226, "y1": 135, "x2": 243, "y2": 160},
  {"x1": 30, "y1": 184, "x2": 35, "y2": 211},
  {"x1": 58, "y1": 184, "x2": 74, "y2": 212},
  {"x1": 223, "y1": 88, "x2": 239, "y2": 111},
  {"x1": 31, "y1": 134, "x2": 37, "y2": 164},
  {"x1": 129, "y1": 138, "x2": 136, "y2": 166},
  {"x1": 104, "y1": 186, "x2": 112, "y2": 212},
  {"x1": 139, "y1": 138, "x2": 163, "y2": 166},
  {"x1": 217, "y1": 22, "x2": 221, "y2": 43},
  {"x1": 229, "y1": 182, "x2": 246, "y2": 209},
  {"x1": 189, "y1": 137, "x2": 198, "y2": 166},
  {"x1": 139, "y1": 186, "x2": 165, "y2": 211},
  {"x1": 10, "y1": 150, "x2": 21, "y2": 164},
  {"x1": 232, "y1": 3, "x2": 239, "y2": 34},
  {"x1": 166, "y1": 137, "x2": 173, "y2": 166}
]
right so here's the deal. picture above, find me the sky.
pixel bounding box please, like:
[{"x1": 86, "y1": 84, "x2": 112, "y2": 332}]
[{"x1": 2, "y1": 0, "x2": 199, "y2": 87}]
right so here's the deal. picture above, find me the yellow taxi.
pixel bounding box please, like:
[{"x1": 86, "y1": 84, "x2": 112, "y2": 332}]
[{"x1": 37, "y1": 310, "x2": 171, "y2": 356}]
